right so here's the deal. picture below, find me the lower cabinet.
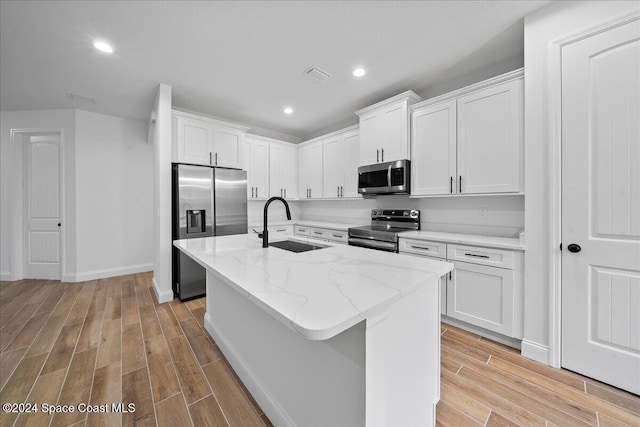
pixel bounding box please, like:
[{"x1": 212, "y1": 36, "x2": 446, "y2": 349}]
[
  {"x1": 447, "y1": 261, "x2": 516, "y2": 337},
  {"x1": 399, "y1": 238, "x2": 523, "y2": 339},
  {"x1": 295, "y1": 225, "x2": 348, "y2": 244}
]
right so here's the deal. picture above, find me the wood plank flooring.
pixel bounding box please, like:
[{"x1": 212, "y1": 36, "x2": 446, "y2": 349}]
[{"x1": 1, "y1": 274, "x2": 638, "y2": 426}]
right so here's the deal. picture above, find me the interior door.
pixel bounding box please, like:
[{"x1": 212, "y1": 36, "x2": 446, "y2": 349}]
[
  {"x1": 24, "y1": 134, "x2": 61, "y2": 279},
  {"x1": 561, "y1": 17, "x2": 640, "y2": 394}
]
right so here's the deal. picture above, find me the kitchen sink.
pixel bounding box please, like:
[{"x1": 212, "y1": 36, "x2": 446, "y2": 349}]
[{"x1": 269, "y1": 240, "x2": 328, "y2": 253}]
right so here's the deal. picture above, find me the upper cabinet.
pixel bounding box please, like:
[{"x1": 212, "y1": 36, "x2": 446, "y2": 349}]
[
  {"x1": 241, "y1": 136, "x2": 269, "y2": 200},
  {"x1": 411, "y1": 70, "x2": 523, "y2": 196},
  {"x1": 172, "y1": 110, "x2": 248, "y2": 169},
  {"x1": 322, "y1": 127, "x2": 360, "y2": 198},
  {"x1": 269, "y1": 141, "x2": 297, "y2": 199},
  {"x1": 355, "y1": 91, "x2": 422, "y2": 166},
  {"x1": 298, "y1": 140, "x2": 323, "y2": 199}
]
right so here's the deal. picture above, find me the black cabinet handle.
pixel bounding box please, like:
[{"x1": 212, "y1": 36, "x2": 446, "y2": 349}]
[
  {"x1": 459, "y1": 175, "x2": 462, "y2": 193},
  {"x1": 450, "y1": 177, "x2": 453, "y2": 194},
  {"x1": 464, "y1": 253, "x2": 490, "y2": 259},
  {"x1": 568, "y1": 244, "x2": 581, "y2": 253},
  {"x1": 411, "y1": 245, "x2": 430, "y2": 251}
]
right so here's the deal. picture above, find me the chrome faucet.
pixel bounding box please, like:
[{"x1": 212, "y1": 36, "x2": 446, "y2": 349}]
[{"x1": 263, "y1": 196, "x2": 291, "y2": 248}]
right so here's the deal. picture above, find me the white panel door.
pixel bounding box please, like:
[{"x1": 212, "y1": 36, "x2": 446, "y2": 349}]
[
  {"x1": 308, "y1": 141, "x2": 324, "y2": 199},
  {"x1": 24, "y1": 134, "x2": 61, "y2": 279},
  {"x1": 323, "y1": 136, "x2": 343, "y2": 198},
  {"x1": 457, "y1": 79, "x2": 522, "y2": 194},
  {"x1": 213, "y1": 126, "x2": 242, "y2": 169},
  {"x1": 269, "y1": 142, "x2": 284, "y2": 198},
  {"x1": 176, "y1": 117, "x2": 213, "y2": 165},
  {"x1": 342, "y1": 130, "x2": 360, "y2": 198},
  {"x1": 280, "y1": 143, "x2": 297, "y2": 199},
  {"x1": 561, "y1": 18, "x2": 640, "y2": 394},
  {"x1": 411, "y1": 100, "x2": 457, "y2": 195}
]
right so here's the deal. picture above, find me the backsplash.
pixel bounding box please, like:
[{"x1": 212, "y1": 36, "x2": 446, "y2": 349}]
[{"x1": 296, "y1": 195, "x2": 525, "y2": 238}]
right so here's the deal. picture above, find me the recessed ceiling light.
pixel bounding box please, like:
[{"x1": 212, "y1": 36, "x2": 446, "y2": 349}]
[
  {"x1": 93, "y1": 41, "x2": 113, "y2": 53},
  {"x1": 284, "y1": 107, "x2": 293, "y2": 115},
  {"x1": 353, "y1": 68, "x2": 366, "y2": 77}
]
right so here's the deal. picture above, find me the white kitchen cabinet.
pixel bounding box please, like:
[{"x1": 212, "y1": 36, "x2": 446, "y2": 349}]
[
  {"x1": 298, "y1": 140, "x2": 323, "y2": 199},
  {"x1": 411, "y1": 100, "x2": 457, "y2": 195},
  {"x1": 242, "y1": 136, "x2": 269, "y2": 199},
  {"x1": 447, "y1": 261, "x2": 515, "y2": 337},
  {"x1": 296, "y1": 225, "x2": 348, "y2": 244},
  {"x1": 213, "y1": 126, "x2": 243, "y2": 169},
  {"x1": 356, "y1": 91, "x2": 422, "y2": 166},
  {"x1": 322, "y1": 128, "x2": 361, "y2": 199},
  {"x1": 457, "y1": 79, "x2": 522, "y2": 194},
  {"x1": 411, "y1": 71, "x2": 523, "y2": 196},
  {"x1": 174, "y1": 115, "x2": 214, "y2": 166},
  {"x1": 173, "y1": 111, "x2": 247, "y2": 168},
  {"x1": 269, "y1": 141, "x2": 297, "y2": 199}
]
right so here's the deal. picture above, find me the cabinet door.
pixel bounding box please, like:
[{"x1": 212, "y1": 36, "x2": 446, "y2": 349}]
[
  {"x1": 175, "y1": 117, "x2": 213, "y2": 165},
  {"x1": 309, "y1": 141, "x2": 324, "y2": 198},
  {"x1": 457, "y1": 79, "x2": 522, "y2": 194},
  {"x1": 379, "y1": 101, "x2": 409, "y2": 162},
  {"x1": 298, "y1": 144, "x2": 311, "y2": 198},
  {"x1": 359, "y1": 113, "x2": 380, "y2": 165},
  {"x1": 411, "y1": 100, "x2": 457, "y2": 195},
  {"x1": 447, "y1": 261, "x2": 514, "y2": 336},
  {"x1": 269, "y1": 142, "x2": 284, "y2": 198},
  {"x1": 241, "y1": 138, "x2": 253, "y2": 198},
  {"x1": 213, "y1": 126, "x2": 243, "y2": 169},
  {"x1": 342, "y1": 130, "x2": 360, "y2": 198},
  {"x1": 323, "y1": 136, "x2": 343, "y2": 198},
  {"x1": 252, "y1": 139, "x2": 270, "y2": 199},
  {"x1": 281, "y1": 143, "x2": 297, "y2": 199}
]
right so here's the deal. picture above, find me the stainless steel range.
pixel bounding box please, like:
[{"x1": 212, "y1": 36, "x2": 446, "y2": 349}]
[{"x1": 348, "y1": 209, "x2": 420, "y2": 252}]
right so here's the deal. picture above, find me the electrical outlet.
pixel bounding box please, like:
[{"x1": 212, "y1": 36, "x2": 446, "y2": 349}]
[{"x1": 480, "y1": 207, "x2": 488, "y2": 217}]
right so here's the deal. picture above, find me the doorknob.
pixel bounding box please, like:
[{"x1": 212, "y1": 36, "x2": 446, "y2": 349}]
[
  {"x1": 567, "y1": 243, "x2": 581, "y2": 253},
  {"x1": 57, "y1": 223, "x2": 61, "y2": 227}
]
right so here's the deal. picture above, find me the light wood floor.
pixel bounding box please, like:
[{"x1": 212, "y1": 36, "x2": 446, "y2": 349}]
[{"x1": 0, "y1": 274, "x2": 638, "y2": 427}]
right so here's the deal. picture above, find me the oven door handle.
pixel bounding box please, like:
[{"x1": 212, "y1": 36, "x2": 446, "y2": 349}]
[
  {"x1": 348, "y1": 237, "x2": 397, "y2": 252},
  {"x1": 387, "y1": 165, "x2": 392, "y2": 191}
]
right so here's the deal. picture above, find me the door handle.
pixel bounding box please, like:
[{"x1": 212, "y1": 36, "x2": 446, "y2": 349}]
[
  {"x1": 376, "y1": 149, "x2": 379, "y2": 163},
  {"x1": 57, "y1": 223, "x2": 61, "y2": 227},
  {"x1": 340, "y1": 186, "x2": 343, "y2": 197},
  {"x1": 281, "y1": 188, "x2": 283, "y2": 197},
  {"x1": 381, "y1": 148, "x2": 384, "y2": 162},
  {"x1": 251, "y1": 187, "x2": 254, "y2": 198},
  {"x1": 209, "y1": 152, "x2": 212, "y2": 165},
  {"x1": 256, "y1": 188, "x2": 258, "y2": 198},
  {"x1": 459, "y1": 175, "x2": 462, "y2": 193},
  {"x1": 284, "y1": 188, "x2": 286, "y2": 198},
  {"x1": 215, "y1": 152, "x2": 218, "y2": 165},
  {"x1": 337, "y1": 186, "x2": 340, "y2": 197},
  {"x1": 567, "y1": 244, "x2": 582, "y2": 253},
  {"x1": 450, "y1": 177, "x2": 453, "y2": 194}
]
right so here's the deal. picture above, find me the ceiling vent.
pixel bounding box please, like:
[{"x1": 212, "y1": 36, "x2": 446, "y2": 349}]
[
  {"x1": 65, "y1": 91, "x2": 97, "y2": 105},
  {"x1": 303, "y1": 65, "x2": 331, "y2": 84}
]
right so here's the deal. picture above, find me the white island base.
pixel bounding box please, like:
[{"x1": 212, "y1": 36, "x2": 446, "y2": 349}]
[{"x1": 204, "y1": 269, "x2": 441, "y2": 427}]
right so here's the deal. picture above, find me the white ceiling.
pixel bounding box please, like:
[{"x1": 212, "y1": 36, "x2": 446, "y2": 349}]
[{"x1": 0, "y1": 1, "x2": 550, "y2": 141}]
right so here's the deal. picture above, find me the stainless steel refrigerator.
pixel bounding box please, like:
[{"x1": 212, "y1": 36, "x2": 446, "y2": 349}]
[{"x1": 172, "y1": 164, "x2": 247, "y2": 300}]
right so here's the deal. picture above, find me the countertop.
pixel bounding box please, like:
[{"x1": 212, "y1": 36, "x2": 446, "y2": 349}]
[
  {"x1": 400, "y1": 231, "x2": 525, "y2": 251},
  {"x1": 174, "y1": 234, "x2": 452, "y2": 341}
]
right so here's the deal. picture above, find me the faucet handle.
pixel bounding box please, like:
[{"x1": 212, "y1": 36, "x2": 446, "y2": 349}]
[{"x1": 252, "y1": 229, "x2": 264, "y2": 239}]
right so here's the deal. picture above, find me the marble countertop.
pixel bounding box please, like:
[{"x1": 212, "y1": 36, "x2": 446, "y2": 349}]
[
  {"x1": 174, "y1": 234, "x2": 452, "y2": 341},
  {"x1": 400, "y1": 231, "x2": 525, "y2": 251}
]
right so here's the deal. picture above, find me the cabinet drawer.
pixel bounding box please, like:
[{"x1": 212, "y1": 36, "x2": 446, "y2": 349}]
[
  {"x1": 309, "y1": 228, "x2": 328, "y2": 239},
  {"x1": 447, "y1": 244, "x2": 514, "y2": 269},
  {"x1": 399, "y1": 238, "x2": 447, "y2": 259},
  {"x1": 269, "y1": 225, "x2": 293, "y2": 235},
  {"x1": 294, "y1": 225, "x2": 310, "y2": 236},
  {"x1": 325, "y1": 230, "x2": 348, "y2": 244}
]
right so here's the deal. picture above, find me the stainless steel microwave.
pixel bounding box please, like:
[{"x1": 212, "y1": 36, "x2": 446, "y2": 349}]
[{"x1": 358, "y1": 159, "x2": 410, "y2": 195}]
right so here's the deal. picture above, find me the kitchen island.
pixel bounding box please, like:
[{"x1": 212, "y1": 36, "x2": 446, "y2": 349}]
[{"x1": 174, "y1": 234, "x2": 453, "y2": 427}]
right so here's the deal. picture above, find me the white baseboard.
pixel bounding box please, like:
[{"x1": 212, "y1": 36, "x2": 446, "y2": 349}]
[
  {"x1": 152, "y1": 276, "x2": 174, "y2": 304},
  {"x1": 62, "y1": 263, "x2": 153, "y2": 283},
  {"x1": 521, "y1": 339, "x2": 550, "y2": 365},
  {"x1": 441, "y1": 316, "x2": 522, "y2": 350},
  {"x1": 0, "y1": 271, "x2": 11, "y2": 281}
]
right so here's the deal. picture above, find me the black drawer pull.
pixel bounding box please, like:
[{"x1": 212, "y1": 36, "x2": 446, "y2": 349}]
[
  {"x1": 411, "y1": 245, "x2": 430, "y2": 251},
  {"x1": 313, "y1": 231, "x2": 323, "y2": 235},
  {"x1": 298, "y1": 228, "x2": 306, "y2": 232},
  {"x1": 464, "y1": 253, "x2": 490, "y2": 259},
  {"x1": 332, "y1": 234, "x2": 342, "y2": 238},
  {"x1": 276, "y1": 229, "x2": 286, "y2": 232}
]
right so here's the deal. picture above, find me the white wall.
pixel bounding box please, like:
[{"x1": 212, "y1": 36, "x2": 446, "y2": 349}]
[
  {"x1": 152, "y1": 84, "x2": 174, "y2": 303},
  {"x1": 523, "y1": 0, "x2": 639, "y2": 363},
  {"x1": 0, "y1": 108, "x2": 154, "y2": 282},
  {"x1": 74, "y1": 110, "x2": 153, "y2": 280},
  {"x1": 0, "y1": 109, "x2": 76, "y2": 280},
  {"x1": 297, "y1": 196, "x2": 524, "y2": 238}
]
